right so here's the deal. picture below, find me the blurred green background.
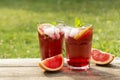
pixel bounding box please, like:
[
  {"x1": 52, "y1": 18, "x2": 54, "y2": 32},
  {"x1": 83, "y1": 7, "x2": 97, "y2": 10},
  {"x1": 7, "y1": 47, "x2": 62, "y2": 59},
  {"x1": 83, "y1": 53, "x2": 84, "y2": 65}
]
[{"x1": 0, "y1": 0, "x2": 120, "y2": 58}]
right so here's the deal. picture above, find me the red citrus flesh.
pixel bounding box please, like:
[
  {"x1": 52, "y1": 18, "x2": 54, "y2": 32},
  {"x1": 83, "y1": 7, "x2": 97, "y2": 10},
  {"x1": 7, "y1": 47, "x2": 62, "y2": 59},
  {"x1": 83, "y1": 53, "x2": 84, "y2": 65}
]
[
  {"x1": 91, "y1": 48, "x2": 114, "y2": 65},
  {"x1": 74, "y1": 25, "x2": 93, "y2": 40},
  {"x1": 38, "y1": 54, "x2": 64, "y2": 71}
]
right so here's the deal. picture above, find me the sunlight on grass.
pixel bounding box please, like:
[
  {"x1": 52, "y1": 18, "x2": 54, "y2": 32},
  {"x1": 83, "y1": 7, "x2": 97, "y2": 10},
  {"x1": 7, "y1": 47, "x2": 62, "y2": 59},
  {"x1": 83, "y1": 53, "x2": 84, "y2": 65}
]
[{"x1": 0, "y1": 0, "x2": 120, "y2": 58}]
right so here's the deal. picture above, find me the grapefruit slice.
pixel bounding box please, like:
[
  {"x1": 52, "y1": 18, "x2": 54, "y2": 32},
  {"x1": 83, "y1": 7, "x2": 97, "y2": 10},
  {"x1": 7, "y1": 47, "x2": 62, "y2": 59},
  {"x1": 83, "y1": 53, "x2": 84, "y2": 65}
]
[
  {"x1": 74, "y1": 25, "x2": 93, "y2": 40},
  {"x1": 38, "y1": 54, "x2": 64, "y2": 71},
  {"x1": 91, "y1": 48, "x2": 115, "y2": 65},
  {"x1": 38, "y1": 27, "x2": 44, "y2": 35}
]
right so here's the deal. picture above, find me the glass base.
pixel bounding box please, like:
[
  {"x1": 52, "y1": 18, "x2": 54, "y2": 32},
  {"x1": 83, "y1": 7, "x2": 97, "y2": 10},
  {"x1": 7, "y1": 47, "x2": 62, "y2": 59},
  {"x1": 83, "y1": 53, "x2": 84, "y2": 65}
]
[{"x1": 67, "y1": 64, "x2": 90, "y2": 71}]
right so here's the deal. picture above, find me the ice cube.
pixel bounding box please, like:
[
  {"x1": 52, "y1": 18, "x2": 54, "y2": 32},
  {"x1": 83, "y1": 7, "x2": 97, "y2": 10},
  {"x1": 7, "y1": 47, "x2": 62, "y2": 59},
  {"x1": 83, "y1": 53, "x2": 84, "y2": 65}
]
[
  {"x1": 49, "y1": 34, "x2": 56, "y2": 39},
  {"x1": 54, "y1": 27, "x2": 60, "y2": 39},
  {"x1": 62, "y1": 26, "x2": 72, "y2": 39},
  {"x1": 44, "y1": 27, "x2": 55, "y2": 39},
  {"x1": 44, "y1": 27, "x2": 54, "y2": 35},
  {"x1": 69, "y1": 28, "x2": 79, "y2": 37}
]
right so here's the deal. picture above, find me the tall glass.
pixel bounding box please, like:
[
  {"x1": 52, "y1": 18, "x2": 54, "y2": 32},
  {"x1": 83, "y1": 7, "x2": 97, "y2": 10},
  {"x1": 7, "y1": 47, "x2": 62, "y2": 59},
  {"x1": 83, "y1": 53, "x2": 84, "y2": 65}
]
[
  {"x1": 64, "y1": 25, "x2": 93, "y2": 71},
  {"x1": 38, "y1": 23, "x2": 64, "y2": 60}
]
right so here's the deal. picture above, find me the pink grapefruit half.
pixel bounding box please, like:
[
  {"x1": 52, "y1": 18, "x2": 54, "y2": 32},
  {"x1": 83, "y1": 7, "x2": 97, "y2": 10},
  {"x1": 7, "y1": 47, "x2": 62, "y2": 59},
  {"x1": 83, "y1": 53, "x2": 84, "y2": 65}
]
[
  {"x1": 38, "y1": 54, "x2": 64, "y2": 71},
  {"x1": 91, "y1": 48, "x2": 114, "y2": 65}
]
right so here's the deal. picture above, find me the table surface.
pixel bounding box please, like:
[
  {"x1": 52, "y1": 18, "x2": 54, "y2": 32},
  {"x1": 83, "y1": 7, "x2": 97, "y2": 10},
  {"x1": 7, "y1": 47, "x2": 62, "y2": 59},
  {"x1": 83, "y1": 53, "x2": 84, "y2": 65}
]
[{"x1": 0, "y1": 58, "x2": 120, "y2": 80}]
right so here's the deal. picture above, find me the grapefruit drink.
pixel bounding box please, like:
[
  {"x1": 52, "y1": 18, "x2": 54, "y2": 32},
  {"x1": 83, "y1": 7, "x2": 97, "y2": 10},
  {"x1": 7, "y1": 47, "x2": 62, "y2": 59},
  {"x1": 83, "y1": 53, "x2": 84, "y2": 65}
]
[
  {"x1": 63, "y1": 25, "x2": 93, "y2": 71},
  {"x1": 38, "y1": 23, "x2": 64, "y2": 60}
]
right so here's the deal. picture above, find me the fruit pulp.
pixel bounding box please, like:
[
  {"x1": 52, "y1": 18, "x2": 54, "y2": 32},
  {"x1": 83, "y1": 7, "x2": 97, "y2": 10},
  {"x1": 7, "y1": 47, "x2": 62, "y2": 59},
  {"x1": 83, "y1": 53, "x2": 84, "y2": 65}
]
[
  {"x1": 91, "y1": 49, "x2": 114, "y2": 65},
  {"x1": 38, "y1": 54, "x2": 64, "y2": 71},
  {"x1": 65, "y1": 26, "x2": 93, "y2": 70},
  {"x1": 38, "y1": 32, "x2": 64, "y2": 60},
  {"x1": 44, "y1": 54, "x2": 63, "y2": 69}
]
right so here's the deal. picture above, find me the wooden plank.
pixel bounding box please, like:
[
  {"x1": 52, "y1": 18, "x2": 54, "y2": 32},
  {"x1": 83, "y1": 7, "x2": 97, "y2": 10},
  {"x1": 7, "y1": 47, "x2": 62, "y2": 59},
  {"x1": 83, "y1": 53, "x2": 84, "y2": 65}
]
[
  {"x1": 0, "y1": 58, "x2": 120, "y2": 66},
  {"x1": 0, "y1": 77, "x2": 76, "y2": 80},
  {"x1": 0, "y1": 62, "x2": 120, "y2": 76},
  {"x1": 0, "y1": 67, "x2": 43, "y2": 77},
  {"x1": 0, "y1": 77, "x2": 120, "y2": 80},
  {"x1": 0, "y1": 66, "x2": 120, "y2": 80},
  {"x1": 0, "y1": 58, "x2": 40, "y2": 67},
  {"x1": 0, "y1": 58, "x2": 120, "y2": 80}
]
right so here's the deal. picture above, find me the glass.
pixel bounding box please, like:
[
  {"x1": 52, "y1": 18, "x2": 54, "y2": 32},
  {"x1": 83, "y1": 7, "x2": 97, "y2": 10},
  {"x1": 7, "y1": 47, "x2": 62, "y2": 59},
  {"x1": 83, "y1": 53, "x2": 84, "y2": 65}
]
[
  {"x1": 64, "y1": 25, "x2": 93, "y2": 71},
  {"x1": 38, "y1": 23, "x2": 64, "y2": 60}
]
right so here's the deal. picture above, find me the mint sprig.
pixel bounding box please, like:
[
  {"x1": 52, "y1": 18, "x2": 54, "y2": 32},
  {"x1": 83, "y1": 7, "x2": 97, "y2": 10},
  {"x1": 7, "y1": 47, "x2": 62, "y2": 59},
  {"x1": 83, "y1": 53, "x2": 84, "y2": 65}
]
[{"x1": 74, "y1": 18, "x2": 85, "y2": 28}]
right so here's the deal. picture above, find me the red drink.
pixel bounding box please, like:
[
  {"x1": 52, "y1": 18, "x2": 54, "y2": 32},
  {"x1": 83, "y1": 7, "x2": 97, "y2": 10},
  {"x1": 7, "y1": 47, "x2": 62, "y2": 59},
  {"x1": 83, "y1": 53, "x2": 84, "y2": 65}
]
[
  {"x1": 64, "y1": 25, "x2": 93, "y2": 70},
  {"x1": 38, "y1": 23, "x2": 64, "y2": 60}
]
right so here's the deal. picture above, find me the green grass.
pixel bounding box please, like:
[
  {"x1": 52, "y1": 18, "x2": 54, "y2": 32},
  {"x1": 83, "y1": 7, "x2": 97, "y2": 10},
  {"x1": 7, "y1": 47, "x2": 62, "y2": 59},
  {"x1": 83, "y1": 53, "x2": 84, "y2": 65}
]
[{"x1": 0, "y1": 0, "x2": 120, "y2": 58}]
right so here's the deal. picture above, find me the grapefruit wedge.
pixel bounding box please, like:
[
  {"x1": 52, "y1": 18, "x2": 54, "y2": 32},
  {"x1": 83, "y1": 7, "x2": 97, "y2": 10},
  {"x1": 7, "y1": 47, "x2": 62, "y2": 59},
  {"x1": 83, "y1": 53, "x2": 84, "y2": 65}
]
[
  {"x1": 74, "y1": 25, "x2": 93, "y2": 40},
  {"x1": 38, "y1": 27, "x2": 44, "y2": 35},
  {"x1": 91, "y1": 48, "x2": 114, "y2": 65},
  {"x1": 38, "y1": 54, "x2": 64, "y2": 71}
]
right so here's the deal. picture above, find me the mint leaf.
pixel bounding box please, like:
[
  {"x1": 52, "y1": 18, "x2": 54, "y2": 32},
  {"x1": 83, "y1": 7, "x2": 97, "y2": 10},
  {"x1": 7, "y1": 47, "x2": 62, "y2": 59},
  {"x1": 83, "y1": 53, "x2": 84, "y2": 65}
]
[{"x1": 74, "y1": 18, "x2": 85, "y2": 27}]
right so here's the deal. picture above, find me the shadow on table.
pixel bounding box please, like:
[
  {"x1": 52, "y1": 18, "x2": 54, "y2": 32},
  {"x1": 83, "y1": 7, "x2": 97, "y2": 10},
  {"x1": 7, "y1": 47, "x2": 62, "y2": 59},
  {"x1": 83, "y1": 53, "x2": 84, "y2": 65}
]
[
  {"x1": 95, "y1": 64, "x2": 120, "y2": 69},
  {"x1": 44, "y1": 65, "x2": 117, "y2": 80}
]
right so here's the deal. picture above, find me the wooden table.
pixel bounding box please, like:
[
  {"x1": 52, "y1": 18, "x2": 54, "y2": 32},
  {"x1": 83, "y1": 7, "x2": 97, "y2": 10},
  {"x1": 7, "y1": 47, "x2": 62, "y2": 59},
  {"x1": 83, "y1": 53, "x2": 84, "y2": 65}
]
[{"x1": 0, "y1": 58, "x2": 120, "y2": 80}]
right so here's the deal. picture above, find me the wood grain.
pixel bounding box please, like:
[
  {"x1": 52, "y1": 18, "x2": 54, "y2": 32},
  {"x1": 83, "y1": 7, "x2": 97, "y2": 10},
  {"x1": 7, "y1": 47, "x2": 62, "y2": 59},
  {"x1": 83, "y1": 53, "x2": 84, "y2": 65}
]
[{"x1": 0, "y1": 58, "x2": 120, "y2": 80}]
